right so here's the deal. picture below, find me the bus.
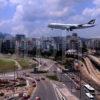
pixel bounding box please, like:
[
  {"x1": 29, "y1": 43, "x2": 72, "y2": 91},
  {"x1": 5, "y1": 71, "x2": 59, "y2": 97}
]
[
  {"x1": 84, "y1": 84, "x2": 95, "y2": 94},
  {"x1": 85, "y1": 93, "x2": 94, "y2": 100}
]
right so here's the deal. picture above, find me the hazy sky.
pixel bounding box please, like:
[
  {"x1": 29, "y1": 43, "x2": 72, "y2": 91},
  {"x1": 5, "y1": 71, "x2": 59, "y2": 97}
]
[{"x1": 0, "y1": 0, "x2": 100, "y2": 38}]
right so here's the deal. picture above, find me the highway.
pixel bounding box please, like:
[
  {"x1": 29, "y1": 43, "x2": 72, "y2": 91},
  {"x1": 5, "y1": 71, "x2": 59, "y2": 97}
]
[
  {"x1": 30, "y1": 78, "x2": 58, "y2": 100},
  {"x1": 0, "y1": 69, "x2": 59, "y2": 100},
  {"x1": 1, "y1": 57, "x2": 100, "y2": 100},
  {"x1": 88, "y1": 55, "x2": 100, "y2": 68},
  {"x1": 85, "y1": 57, "x2": 100, "y2": 79},
  {"x1": 35, "y1": 58, "x2": 85, "y2": 100},
  {"x1": 29, "y1": 60, "x2": 78, "y2": 100},
  {"x1": 83, "y1": 57, "x2": 100, "y2": 88},
  {"x1": 35, "y1": 58, "x2": 55, "y2": 71}
]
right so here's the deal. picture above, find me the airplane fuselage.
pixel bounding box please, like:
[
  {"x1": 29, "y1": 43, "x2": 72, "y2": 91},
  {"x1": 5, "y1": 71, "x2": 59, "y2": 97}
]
[
  {"x1": 48, "y1": 19, "x2": 96, "y2": 31},
  {"x1": 48, "y1": 23, "x2": 95, "y2": 31}
]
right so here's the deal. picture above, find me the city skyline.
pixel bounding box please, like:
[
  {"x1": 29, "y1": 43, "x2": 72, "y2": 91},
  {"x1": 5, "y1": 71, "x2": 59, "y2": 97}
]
[{"x1": 0, "y1": 0, "x2": 100, "y2": 38}]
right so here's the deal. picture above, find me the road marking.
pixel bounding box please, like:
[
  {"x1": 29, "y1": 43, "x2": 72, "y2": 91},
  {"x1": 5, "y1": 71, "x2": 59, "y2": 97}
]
[
  {"x1": 64, "y1": 74, "x2": 79, "y2": 86},
  {"x1": 52, "y1": 83, "x2": 66, "y2": 100},
  {"x1": 56, "y1": 88, "x2": 66, "y2": 100},
  {"x1": 52, "y1": 83, "x2": 60, "y2": 100}
]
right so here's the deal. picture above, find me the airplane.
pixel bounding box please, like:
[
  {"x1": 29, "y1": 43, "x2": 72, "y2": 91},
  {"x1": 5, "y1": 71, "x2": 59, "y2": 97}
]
[{"x1": 48, "y1": 19, "x2": 96, "y2": 31}]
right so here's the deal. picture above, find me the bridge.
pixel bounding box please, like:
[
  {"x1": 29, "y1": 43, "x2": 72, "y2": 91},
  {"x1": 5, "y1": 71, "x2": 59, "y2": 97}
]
[{"x1": 88, "y1": 55, "x2": 100, "y2": 70}]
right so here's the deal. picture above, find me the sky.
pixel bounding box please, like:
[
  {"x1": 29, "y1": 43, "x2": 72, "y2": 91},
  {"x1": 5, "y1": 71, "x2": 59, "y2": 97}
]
[{"x1": 0, "y1": 0, "x2": 100, "y2": 38}]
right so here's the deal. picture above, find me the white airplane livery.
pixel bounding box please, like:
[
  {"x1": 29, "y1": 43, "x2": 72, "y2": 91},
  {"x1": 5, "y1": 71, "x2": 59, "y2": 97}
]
[{"x1": 48, "y1": 19, "x2": 96, "y2": 31}]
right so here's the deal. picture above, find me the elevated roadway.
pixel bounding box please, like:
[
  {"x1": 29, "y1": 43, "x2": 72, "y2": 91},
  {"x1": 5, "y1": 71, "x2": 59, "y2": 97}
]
[
  {"x1": 78, "y1": 57, "x2": 100, "y2": 89},
  {"x1": 88, "y1": 55, "x2": 100, "y2": 69}
]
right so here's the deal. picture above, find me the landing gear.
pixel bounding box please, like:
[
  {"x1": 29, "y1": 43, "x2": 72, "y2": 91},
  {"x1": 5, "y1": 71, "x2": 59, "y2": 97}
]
[
  {"x1": 66, "y1": 28, "x2": 73, "y2": 32},
  {"x1": 70, "y1": 28, "x2": 73, "y2": 31}
]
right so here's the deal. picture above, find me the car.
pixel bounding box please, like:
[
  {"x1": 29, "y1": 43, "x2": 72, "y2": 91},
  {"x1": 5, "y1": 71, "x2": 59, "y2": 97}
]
[
  {"x1": 44, "y1": 63, "x2": 47, "y2": 66},
  {"x1": 33, "y1": 84, "x2": 36, "y2": 87},
  {"x1": 35, "y1": 97, "x2": 41, "y2": 100},
  {"x1": 23, "y1": 95, "x2": 30, "y2": 99},
  {"x1": 41, "y1": 77, "x2": 45, "y2": 80},
  {"x1": 25, "y1": 74, "x2": 30, "y2": 77},
  {"x1": 32, "y1": 81, "x2": 36, "y2": 83},
  {"x1": 74, "y1": 79, "x2": 80, "y2": 83},
  {"x1": 71, "y1": 76, "x2": 75, "y2": 79},
  {"x1": 23, "y1": 72, "x2": 26, "y2": 75},
  {"x1": 36, "y1": 78, "x2": 40, "y2": 81},
  {"x1": 11, "y1": 79, "x2": 18, "y2": 82},
  {"x1": 76, "y1": 85, "x2": 80, "y2": 90}
]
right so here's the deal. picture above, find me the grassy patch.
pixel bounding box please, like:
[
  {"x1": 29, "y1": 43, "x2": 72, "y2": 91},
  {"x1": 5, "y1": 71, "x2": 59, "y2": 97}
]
[
  {"x1": 17, "y1": 59, "x2": 30, "y2": 69},
  {"x1": 46, "y1": 75, "x2": 59, "y2": 81},
  {"x1": 62, "y1": 58, "x2": 74, "y2": 69},
  {"x1": 17, "y1": 59, "x2": 36, "y2": 69},
  {"x1": 0, "y1": 59, "x2": 16, "y2": 72}
]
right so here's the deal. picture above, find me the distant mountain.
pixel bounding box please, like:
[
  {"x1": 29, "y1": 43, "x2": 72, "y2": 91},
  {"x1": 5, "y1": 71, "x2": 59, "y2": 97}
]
[
  {"x1": 80, "y1": 37, "x2": 88, "y2": 42},
  {"x1": 0, "y1": 32, "x2": 12, "y2": 39}
]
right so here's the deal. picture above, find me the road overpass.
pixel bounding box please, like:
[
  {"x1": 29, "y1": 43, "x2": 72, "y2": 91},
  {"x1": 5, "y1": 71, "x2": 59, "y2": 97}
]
[
  {"x1": 77, "y1": 57, "x2": 100, "y2": 99},
  {"x1": 88, "y1": 55, "x2": 100, "y2": 70}
]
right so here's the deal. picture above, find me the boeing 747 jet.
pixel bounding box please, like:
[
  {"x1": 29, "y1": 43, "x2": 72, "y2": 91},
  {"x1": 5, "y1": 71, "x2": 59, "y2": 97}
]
[{"x1": 48, "y1": 19, "x2": 96, "y2": 31}]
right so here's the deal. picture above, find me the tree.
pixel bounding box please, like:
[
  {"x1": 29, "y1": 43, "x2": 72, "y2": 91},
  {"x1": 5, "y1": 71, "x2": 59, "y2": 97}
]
[{"x1": 82, "y1": 42, "x2": 88, "y2": 53}]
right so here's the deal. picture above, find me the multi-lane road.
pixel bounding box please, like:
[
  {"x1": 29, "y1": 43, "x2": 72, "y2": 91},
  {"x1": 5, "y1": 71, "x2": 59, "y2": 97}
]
[
  {"x1": 0, "y1": 69, "x2": 59, "y2": 100},
  {"x1": 36, "y1": 57, "x2": 100, "y2": 100},
  {"x1": 82, "y1": 57, "x2": 100, "y2": 89},
  {"x1": 30, "y1": 78, "x2": 58, "y2": 100},
  {"x1": 35, "y1": 58, "x2": 86, "y2": 100}
]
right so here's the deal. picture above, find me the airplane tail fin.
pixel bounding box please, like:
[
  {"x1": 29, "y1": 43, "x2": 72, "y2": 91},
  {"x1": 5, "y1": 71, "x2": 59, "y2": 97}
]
[{"x1": 88, "y1": 19, "x2": 95, "y2": 24}]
